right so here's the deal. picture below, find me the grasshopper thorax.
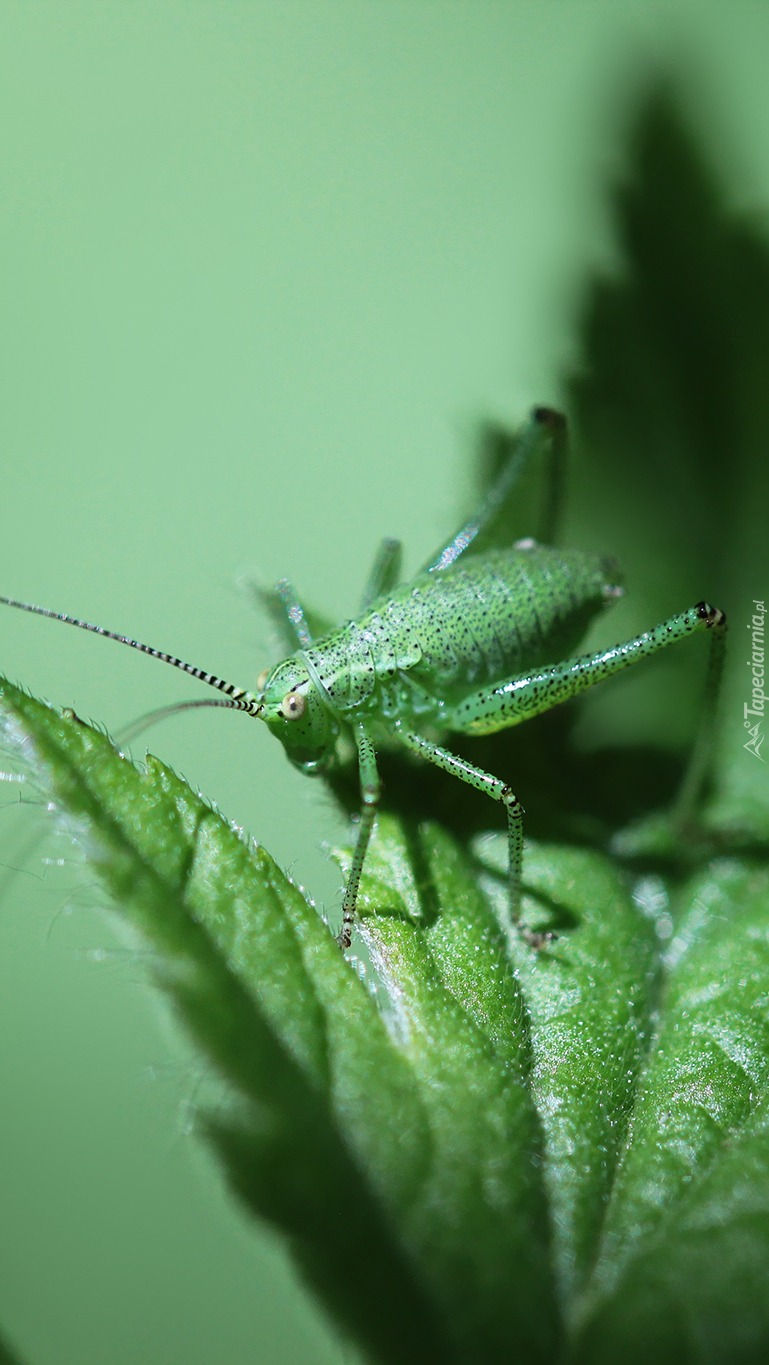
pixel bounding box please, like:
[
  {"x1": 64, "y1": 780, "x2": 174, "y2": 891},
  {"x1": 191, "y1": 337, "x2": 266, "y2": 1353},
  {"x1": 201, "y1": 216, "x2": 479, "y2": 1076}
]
[{"x1": 257, "y1": 657, "x2": 336, "y2": 773}]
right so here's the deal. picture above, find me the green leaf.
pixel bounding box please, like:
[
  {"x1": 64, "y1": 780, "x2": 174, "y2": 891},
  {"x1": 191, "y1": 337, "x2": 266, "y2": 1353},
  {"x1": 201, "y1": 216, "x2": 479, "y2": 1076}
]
[
  {"x1": 0, "y1": 681, "x2": 450, "y2": 1365},
  {"x1": 334, "y1": 817, "x2": 559, "y2": 1359},
  {"x1": 573, "y1": 862, "x2": 769, "y2": 1362},
  {"x1": 0, "y1": 680, "x2": 565, "y2": 1364},
  {"x1": 475, "y1": 835, "x2": 657, "y2": 1312}
]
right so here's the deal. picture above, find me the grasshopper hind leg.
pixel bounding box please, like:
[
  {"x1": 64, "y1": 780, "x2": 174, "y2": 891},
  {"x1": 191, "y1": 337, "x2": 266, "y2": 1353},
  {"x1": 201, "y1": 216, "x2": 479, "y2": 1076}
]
[{"x1": 421, "y1": 406, "x2": 567, "y2": 574}]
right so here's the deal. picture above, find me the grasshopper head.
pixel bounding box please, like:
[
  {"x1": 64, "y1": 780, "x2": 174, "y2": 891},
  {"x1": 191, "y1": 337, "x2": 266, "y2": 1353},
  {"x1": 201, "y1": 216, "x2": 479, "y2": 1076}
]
[{"x1": 256, "y1": 658, "x2": 336, "y2": 773}]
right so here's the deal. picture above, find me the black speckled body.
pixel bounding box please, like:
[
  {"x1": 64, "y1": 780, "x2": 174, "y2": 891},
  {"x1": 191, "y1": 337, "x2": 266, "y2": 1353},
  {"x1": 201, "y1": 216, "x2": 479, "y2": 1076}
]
[{"x1": 301, "y1": 544, "x2": 618, "y2": 733}]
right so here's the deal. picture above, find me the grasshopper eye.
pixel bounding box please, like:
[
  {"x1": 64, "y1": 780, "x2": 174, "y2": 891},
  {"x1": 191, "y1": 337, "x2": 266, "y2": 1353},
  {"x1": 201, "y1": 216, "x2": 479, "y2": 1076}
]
[
  {"x1": 280, "y1": 690, "x2": 306, "y2": 720},
  {"x1": 256, "y1": 668, "x2": 269, "y2": 692}
]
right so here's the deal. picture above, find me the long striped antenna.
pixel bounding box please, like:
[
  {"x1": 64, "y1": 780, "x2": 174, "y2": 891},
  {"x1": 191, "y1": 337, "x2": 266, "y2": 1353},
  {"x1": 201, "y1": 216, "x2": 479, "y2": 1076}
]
[{"x1": 0, "y1": 595, "x2": 263, "y2": 717}]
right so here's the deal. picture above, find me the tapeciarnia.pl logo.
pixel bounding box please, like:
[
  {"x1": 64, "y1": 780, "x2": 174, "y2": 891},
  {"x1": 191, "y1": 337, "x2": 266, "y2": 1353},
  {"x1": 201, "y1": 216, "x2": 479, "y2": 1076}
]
[{"x1": 744, "y1": 599, "x2": 766, "y2": 761}]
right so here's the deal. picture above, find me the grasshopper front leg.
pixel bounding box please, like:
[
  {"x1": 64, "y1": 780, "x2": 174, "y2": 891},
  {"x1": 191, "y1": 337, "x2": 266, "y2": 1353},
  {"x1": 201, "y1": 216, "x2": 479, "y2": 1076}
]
[{"x1": 337, "y1": 721, "x2": 381, "y2": 949}]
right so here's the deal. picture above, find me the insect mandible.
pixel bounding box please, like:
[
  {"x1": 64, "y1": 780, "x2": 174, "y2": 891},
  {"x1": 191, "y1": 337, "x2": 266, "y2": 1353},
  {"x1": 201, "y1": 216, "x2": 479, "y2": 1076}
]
[{"x1": 0, "y1": 408, "x2": 727, "y2": 948}]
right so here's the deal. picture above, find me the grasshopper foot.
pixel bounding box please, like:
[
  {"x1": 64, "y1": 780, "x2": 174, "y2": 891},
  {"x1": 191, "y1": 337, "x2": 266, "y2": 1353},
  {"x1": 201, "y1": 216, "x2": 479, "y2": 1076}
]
[{"x1": 519, "y1": 924, "x2": 557, "y2": 950}]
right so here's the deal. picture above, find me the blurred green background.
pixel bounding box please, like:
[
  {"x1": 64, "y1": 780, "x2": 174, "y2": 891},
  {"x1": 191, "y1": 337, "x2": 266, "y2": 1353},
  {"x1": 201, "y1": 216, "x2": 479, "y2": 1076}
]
[{"x1": 0, "y1": 4, "x2": 767, "y2": 1363}]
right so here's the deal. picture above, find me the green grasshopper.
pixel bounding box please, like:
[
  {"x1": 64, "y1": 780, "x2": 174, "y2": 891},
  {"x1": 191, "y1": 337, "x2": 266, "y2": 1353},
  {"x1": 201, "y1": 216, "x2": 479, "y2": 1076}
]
[{"x1": 0, "y1": 408, "x2": 726, "y2": 948}]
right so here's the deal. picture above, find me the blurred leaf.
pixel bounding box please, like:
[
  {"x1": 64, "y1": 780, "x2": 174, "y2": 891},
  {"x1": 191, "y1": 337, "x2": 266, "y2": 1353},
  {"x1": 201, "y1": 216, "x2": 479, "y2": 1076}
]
[
  {"x1": 0, "y1": 1329, "x2": 27, "y2": 1365},
  {"x1": 568, "y1": 81, "x2": 769, "y2": 607},
  {"x1": 565, "y1": 82, "x2": 769, "y2": 842}
]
